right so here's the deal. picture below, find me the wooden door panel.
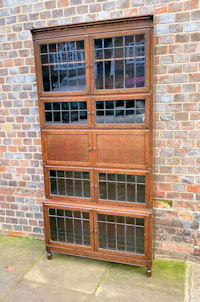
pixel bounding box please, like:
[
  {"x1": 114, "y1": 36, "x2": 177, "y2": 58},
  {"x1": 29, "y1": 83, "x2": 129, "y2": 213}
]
[
  {"x1": 42, "y1": 130, "x2": 92, "y2": 166},
  {"x1": 93, "y1": 130, "x2": 149, "y2": 169}
]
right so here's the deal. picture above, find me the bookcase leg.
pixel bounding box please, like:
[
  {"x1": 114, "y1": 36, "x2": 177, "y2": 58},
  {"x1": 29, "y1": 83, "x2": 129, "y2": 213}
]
[
  {"x1": 47, "y1": 251, "x2": 52, "y2": 260},
  {"x1": 146, "y1": 268, "x2": 152, "y2": 277}
]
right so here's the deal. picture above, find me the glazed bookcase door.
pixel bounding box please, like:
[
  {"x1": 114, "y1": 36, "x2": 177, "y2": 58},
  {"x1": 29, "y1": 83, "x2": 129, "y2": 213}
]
[
  {"x1": 93, "y1": 210, "x2": 152, "y2": 260},
  {"x1": 44, "y1": 204, "x2": 95, "y2": 252},
  {"x1": 44, "y1": 166, "x2": 95, "y2": 202},
  {"x1": 34, "y1": 36, "x2": 90, "y2": 96},
  {"x1": 39, "y1": 98, "x2": 92, "y2": 129},
  {"x1": 92, "y1": 95, "x2": 150, "y2": 129},
  {"x1": 89, "y1": 29, "x2": 151, "y2": 95},
  {"x1": 93, "y1": 169, "x2": 152, "y2": 208}
]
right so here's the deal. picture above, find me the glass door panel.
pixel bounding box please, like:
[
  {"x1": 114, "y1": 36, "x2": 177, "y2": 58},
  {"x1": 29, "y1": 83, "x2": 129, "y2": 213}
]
[
  {"x1": 92, "y1": 95, "x2": 150, "y2": 129},
  {"x1": 44, "y1": 204, "x2": 94, "y2": 251},
  {"x1": 94, "y1": 169, "x2": 151, "y2": 208},
  {"x1": 36, "y1": 36, "x2": 90, "y2": 96},
  {"x1": 44, "y1": 166, "x2": 95, "y2": 202},
  {"x1": 90, "y1": 29, "x2": 150, "y2": 94},
  {"x1": 95, "y1": 212, "x2": 146, "y2": 256},
  {"x1": 39, "y1": 98, "x2": 92, "y2": 129},
  {"x1": 40, "y1": 40, "x2": 86, "y2": 92}
]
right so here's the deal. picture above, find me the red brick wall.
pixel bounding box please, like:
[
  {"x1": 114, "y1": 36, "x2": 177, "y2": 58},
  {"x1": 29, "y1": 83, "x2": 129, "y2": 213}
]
[{"x1": 0, "y1": 0, "x2": 200, "y2": 259}]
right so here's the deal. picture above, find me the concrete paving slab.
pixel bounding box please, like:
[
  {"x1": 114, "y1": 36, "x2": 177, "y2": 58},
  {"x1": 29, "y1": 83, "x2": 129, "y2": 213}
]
[
  {"x1": 190, "y1": 263, "x2": 200, "y2": 302},
  {"x1": 24, "y1": 252, "x2": 107, "y2": 294},
  {"x1": 0, "y1": 236, "x2": 44, "y2": 300},
  {"x1": 104, "y1": 259, "x2": 185, "y2": 297},
  {"x1": 3, "y1": 279, "x2": 91, "y2": 302},
  {"x1": 93, "y1": 279, "x2": 184, "y2": 302}
]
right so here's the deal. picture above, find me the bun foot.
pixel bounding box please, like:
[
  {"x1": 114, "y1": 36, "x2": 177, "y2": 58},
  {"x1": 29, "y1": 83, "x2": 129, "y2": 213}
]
[
  {"x1": 146, "y1": 268, "x2": 152, "y2": 277},
  {"x1": 47, "y1": 251, "x2": 52, "y2": 260}
]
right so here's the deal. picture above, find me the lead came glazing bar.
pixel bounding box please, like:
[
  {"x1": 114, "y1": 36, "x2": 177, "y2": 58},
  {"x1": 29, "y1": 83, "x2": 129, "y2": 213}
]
[
  {"x1": 98, "y1": 214, "x2": 145, "y2": 255},
  {"x1": 94, "y1": 34, "x2": 145, "y2": 90},
  {"x1": 96, "y1": 99, "x2": 145, "y2": 124},
  {"x1": 40, "y1": 40, "x2": 86, "y2": 92},
  {"x1": 49, "y1": 170, "x2": 91, "y2": 198},
  {"x1": 98, "y1": 173, "x2": 145, "y2": 203},
  {"x1": 49, "y1": 208, "x2": 91, "y2": 247},
  {"x1": 44, "y1": 101, "x2": 88, "y2": 125}
]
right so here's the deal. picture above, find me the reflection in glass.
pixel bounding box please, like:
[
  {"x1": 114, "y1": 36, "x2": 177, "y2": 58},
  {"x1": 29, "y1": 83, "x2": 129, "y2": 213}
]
[
  {"x1": 40, "y1": 41, "x2": 86, "y2": 92},
  {"x1": 44, "y1": 101, "x2": 88, "y2": 124},
  {"x1": 98, "y1": 214, "x2": 145, "y2": 254},
  {"x1": 98, "y1": 173, "x2": 145, "y2": 203},
  {"x1": 96, "y1": 99, "x2": 145, "y2": 124},
  {"x1": 94, "y1": 34, "x2": 145, "y2": 90},
  {"x1": 49, "y1": 208, "x2": 90, "y2": 246}
]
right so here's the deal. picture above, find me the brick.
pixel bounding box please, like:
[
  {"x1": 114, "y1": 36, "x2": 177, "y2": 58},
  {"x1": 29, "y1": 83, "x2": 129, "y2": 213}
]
[
  {"x1": 64, "y1": 7, "x2": 75, "y2": 16},
  {"x1": 183, "y1": 84, "x2": 196, "y2": 92},
  {"x1": 167, "y1": 84, "x2": 181, "y2": 93},
  {"x1": 191, "y1": 33, "x2": 200, "y2": 41},
  {"x1": 160, "y1": 94, "x2": 173, "y2": 103},
  {"x1": 52, "y1": 9, "x2": 63, "y2": 18},
  {"x1": 58, "y1": 0, "x2": 69, "y2": 7},
  {"x1": 173, "y1": 74, "x2": 187, "y2": 83},
  {"x1": 103, "y1": 1, "x2": 115, "y2": 11},
  {"x1": 175, "y1": 113, "x2": 188, "y2": 121},
  {"x1": 130, "y1": 0, "x2": 144, "y2": 6},
  {"x1": 125, "y1": 8, "x2": 137, "y2": 17},
  {"x1": 175, "y1": 34, "x2": 189, "y2": 43},
  {"x1": 168, "y1": 65, "x2": 182, "y2": 73},
  {"x1": 77, "y1": 5, "x2": 88, "y2": 14},
  {"x1": 185, "y1": 23, "x2": 199, "y2": 32},
  {"x1": 117, "y1": 0, "x2": 129, "y2": 9},
  {"x1": 168, "y1": 2, "x2": 182, "y2": 12},
  {"x1": 154, "y1": 5, "x2": 167, "y2": 14},
  {"x1": 89, "y1": 3, "x2": 101, "y2": 12},
  {"x1": 45, "y1": 1, "x2": 56, "y2": 9},
  {"x1": 169, "y1": 24, "x2": 183, "y2": 33},
  {"x1": 183, "y1": 0, "x2": 199, "y2": 10},
  {"x1": 159, "y1": 35, "x2": 174, "y2": 44},
  {"x1": 155, "y1": 25, "x2": 169, "y2": 35},
  {"x1": 191, "y1": 10, "x2": 200, "y2": 20},
  {"x1": 187, "y1": 185, "x2": 200, "y2": 193},
  {"x1": 189, "y1": 73, "x2": 200, "y2": 82},
  {"x1": 29, "y1": 13, "x2": 39, "y2": 21},
  {"x1": 160, "y1": 13, "x2": 175, "y2": 24},
  {"x1": 175, "y1": 12, "x2": 189, "y2": 23}
]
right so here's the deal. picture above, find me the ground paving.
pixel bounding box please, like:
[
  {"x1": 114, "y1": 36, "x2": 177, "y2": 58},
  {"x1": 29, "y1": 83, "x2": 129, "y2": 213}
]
[{"x1": 0, "y1": 236, "x2": 192, "y2": 302}]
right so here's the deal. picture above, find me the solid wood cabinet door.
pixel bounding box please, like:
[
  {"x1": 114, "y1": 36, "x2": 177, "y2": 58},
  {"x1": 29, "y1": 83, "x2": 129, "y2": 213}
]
[
  {"x1": 93, "y1": 130, "x2": 150, "y2": 169},
  {"x1": 42, "y1": 129, "x2": 93, "y2": 166}
]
